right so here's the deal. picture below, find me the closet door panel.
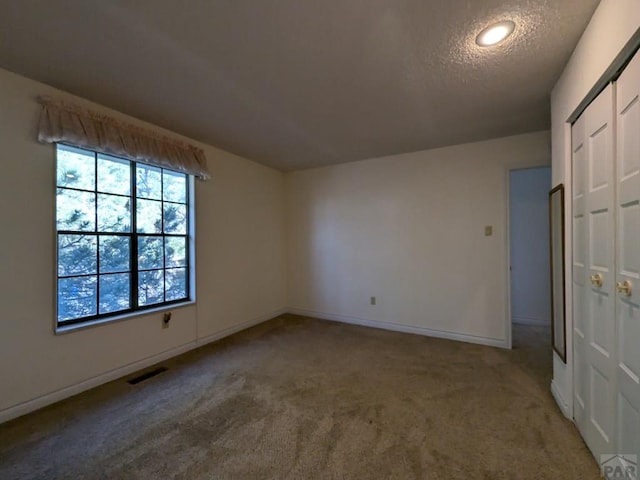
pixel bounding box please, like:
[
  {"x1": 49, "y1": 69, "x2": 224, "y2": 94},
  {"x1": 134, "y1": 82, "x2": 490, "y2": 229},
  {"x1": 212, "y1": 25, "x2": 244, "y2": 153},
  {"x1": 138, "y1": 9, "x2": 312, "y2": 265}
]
[
  {"x1": 585, "y1": 84, "x2": 617, "y2": 457},
  {"x1": 615, "y1": 48, "x2": 640, "y2": 462}
]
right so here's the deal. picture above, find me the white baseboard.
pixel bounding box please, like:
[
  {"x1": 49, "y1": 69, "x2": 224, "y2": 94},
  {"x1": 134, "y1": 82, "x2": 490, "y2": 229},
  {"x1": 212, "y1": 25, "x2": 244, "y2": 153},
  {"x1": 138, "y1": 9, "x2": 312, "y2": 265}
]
[
  {"x1": 196, "y1": 307, "x2": 288, "y2": 347},
  {"x1": 288, "y1": 308, "x2": 508, "y2": 349},
  {"x1": 0, "y1": 307, "x2": 287, "y2": 425},
  {"x1": 551, "y1": 379, "x2": 571, "y2": 419},
  {"x1": 0, "y1": 342, "x2": 195, "y2": 425},
  {"x1": 512, "y1": 315, "x2": 550, "y2": 326},
  {"x1": 1, "y1": 306, "x2": 513, "y2": 424}
]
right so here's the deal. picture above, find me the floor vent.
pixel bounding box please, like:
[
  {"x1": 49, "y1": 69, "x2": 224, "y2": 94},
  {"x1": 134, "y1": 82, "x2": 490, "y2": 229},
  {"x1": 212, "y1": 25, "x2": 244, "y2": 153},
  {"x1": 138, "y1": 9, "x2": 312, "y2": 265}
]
[{"x1": 127, "y1": 366, "x2": 168, "y2": 385}]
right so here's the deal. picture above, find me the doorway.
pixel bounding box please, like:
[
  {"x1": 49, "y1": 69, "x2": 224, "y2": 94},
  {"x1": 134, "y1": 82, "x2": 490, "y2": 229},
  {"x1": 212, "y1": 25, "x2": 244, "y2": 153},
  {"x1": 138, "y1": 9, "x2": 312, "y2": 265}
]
[{"x1": 508, "y1": 167, "x2": 552, "y2": 379}]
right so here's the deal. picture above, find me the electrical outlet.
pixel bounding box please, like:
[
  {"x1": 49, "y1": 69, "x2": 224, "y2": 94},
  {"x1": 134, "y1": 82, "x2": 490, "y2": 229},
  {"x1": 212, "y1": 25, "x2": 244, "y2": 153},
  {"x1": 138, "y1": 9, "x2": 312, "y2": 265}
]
[
  {"x1": 162, "y1": 312, "x2": 172, "y2": 329},
  {"x1": 370, "y1": 296, "x2": 376, "y2": 305}
]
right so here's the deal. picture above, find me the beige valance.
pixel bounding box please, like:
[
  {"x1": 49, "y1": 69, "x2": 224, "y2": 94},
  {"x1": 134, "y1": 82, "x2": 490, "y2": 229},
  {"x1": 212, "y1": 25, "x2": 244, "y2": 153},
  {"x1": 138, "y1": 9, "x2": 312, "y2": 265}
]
[{"x1": 36, "y1": 96, "x2": 210, "y2": 180}]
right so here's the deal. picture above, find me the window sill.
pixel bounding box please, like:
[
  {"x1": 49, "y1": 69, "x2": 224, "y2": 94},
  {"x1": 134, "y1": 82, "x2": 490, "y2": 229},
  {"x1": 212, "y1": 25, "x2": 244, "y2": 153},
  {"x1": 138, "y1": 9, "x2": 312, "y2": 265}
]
[{"x1": 54, "y1": 300, "x2": 196, "y2": 335}]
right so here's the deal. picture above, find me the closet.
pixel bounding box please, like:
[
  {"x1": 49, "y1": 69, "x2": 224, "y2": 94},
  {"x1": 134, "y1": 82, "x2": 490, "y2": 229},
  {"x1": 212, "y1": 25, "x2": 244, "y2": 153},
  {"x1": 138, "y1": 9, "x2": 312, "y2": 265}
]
[{"x1": 571, "y1": 49, "x2": 640, "y2": 465}]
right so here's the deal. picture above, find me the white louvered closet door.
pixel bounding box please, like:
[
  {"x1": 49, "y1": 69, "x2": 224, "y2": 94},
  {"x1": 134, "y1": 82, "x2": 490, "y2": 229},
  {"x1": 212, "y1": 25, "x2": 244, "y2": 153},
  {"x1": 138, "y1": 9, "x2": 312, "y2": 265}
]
[{"x1": 615, "y1": 48, "x2": 640, "y2": 467}]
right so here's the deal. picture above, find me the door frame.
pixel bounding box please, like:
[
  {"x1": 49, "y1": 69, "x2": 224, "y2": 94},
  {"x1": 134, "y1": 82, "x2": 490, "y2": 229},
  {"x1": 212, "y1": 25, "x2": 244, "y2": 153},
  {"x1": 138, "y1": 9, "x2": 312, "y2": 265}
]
[{"x1": 505, "y1": 165, "x2": 553, "y2": 350}]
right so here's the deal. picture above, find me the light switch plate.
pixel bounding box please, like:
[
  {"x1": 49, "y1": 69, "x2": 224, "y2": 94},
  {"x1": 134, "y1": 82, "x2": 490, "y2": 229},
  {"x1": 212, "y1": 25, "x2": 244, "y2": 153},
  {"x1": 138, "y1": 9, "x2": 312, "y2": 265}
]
[{"x1": 485, "y1": 225, "x2": 493, "y2": 236}]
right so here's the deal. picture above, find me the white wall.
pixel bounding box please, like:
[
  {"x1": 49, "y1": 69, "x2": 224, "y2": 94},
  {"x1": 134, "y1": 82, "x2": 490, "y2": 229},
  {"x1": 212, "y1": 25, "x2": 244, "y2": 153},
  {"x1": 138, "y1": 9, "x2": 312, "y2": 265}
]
[
  {"x1": 509, "y1": 167, "x2": 551, "y2": 326},
  {"x1": 550, "y1": 0, "x2": 640, "y2": 418},
  {"x1": 286, "y1": 131, "x2": 550, "y2": 347},
  {"x1": 6, "y1": 0, "x2": 636, "y2": 423},
  {"x1": 0, "y1": 68, "x2": 287, "y2": 420}
]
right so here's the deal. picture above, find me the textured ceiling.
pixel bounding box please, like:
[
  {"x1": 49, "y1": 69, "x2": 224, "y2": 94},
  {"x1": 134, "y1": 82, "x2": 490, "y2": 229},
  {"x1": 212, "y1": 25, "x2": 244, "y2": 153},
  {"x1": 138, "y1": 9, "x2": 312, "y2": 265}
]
[{"x1": 0, "y1": 0, "x2": 599, "y2": 171}]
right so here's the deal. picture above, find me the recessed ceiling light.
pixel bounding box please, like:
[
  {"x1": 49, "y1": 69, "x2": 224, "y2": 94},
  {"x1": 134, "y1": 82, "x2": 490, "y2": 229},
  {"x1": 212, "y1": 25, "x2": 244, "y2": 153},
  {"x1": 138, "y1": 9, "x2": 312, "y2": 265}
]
[{"x1": 476, "y1": 20, "x2": 515, "y2": 47}]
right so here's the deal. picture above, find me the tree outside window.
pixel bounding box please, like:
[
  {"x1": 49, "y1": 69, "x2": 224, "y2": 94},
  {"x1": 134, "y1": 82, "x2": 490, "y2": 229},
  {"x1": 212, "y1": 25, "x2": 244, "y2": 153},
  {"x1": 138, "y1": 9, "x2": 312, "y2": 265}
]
[{"x1": 56, "y1": 144, "x2": 191, "y2": 326}]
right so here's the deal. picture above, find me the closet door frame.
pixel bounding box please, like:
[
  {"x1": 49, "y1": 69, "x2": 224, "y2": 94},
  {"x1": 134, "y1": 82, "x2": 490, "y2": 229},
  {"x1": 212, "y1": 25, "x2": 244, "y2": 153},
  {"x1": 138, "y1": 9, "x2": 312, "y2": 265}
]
[{"x1": 566, "y1": 40, "x2": 640, "y2": 467}]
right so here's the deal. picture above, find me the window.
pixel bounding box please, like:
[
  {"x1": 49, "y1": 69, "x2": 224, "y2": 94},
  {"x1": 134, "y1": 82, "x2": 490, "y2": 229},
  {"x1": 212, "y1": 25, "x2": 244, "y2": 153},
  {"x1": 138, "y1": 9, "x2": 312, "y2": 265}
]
[{"x1": 56, "y1": 144, "x2": 191, "y2": 327}]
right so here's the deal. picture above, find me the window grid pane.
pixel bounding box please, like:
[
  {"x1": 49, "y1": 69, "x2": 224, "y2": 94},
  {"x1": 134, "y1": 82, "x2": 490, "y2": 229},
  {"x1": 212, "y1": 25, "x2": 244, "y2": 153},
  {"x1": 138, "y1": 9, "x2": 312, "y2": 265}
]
[
  {"x1": 56, "y1": 144, "x2": 190, "y2": 326},
  {"x1": 57, "y1": 145, "x2": 96, "y2": 191},
  {"x1": 97, "y1": 154, "x2": 131, "y2": 196}
]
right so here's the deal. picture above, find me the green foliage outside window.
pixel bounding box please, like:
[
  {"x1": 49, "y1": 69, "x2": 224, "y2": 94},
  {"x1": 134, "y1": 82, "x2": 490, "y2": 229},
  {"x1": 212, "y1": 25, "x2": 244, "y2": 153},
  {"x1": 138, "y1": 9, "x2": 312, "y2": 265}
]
[{"x1": 56, "y1": 144, "x2": 190, "y2": 325}]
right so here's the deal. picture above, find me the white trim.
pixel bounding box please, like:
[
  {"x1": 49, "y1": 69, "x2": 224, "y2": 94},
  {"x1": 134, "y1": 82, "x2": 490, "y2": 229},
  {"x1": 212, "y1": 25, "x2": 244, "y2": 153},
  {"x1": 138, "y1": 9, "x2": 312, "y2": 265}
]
[
  {"x1": 0, "y1": 342, "x2": 195, "y2": 424},
  {"x1": 505, "y1": 165, "x2": 553, "y2": 350},
  {"x1": 562, "y1": 119, "x2": 575, "y2": 421},
  {"x1": 551, "y1": 379, "x2": 572, "y2": 419},
  {"x1": 288, "y1": 308, "x2": 509, "y2": 349},
  {"x1": 196, "y1": 308, "x2": 287, "y2": 347},
  {"x1": 512, "y1": 315, "x2": 551, "y2": 326},
  {"x1": 0, "y1": 307, "x2": 287, "y2": 424},
  {"x1": 55, "y1": 301, "x2": 196, "y2": 335},
  {"x1": 505, "y1": 167, "x2": 513, "y2": 350}
]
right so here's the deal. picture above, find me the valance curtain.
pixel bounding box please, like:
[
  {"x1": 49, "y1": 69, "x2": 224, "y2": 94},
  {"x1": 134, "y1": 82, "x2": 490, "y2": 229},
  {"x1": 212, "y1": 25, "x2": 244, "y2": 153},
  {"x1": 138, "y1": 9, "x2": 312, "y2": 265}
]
[{"x1": 36, "y1": 96, "x2": 210, "y2": 180}]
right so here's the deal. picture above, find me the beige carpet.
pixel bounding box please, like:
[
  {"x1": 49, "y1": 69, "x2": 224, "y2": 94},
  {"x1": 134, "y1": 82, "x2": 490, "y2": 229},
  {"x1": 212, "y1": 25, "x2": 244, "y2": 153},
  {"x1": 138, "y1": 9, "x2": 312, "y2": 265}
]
[{"x1": 0, "y1": 315, "x2": 599, "y2": 479}]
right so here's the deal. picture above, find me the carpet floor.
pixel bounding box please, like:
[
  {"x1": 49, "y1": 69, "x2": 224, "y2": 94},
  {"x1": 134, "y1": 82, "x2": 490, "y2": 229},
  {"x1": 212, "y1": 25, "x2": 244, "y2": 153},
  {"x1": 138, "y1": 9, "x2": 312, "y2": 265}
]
[{"x1": 0, "y1": 315, "x2": 599, "y2": 479}]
